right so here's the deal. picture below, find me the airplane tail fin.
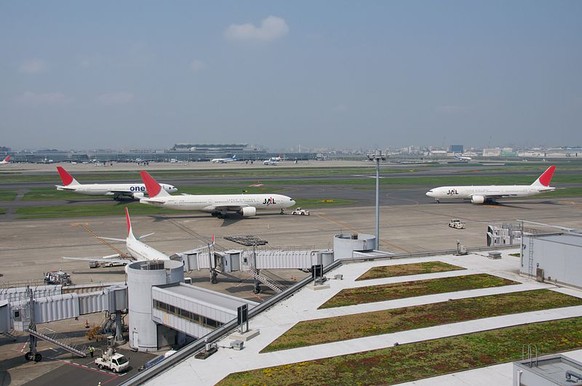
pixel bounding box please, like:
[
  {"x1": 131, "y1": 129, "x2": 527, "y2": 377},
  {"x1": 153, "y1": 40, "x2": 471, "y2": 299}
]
[
  {"x1": 531, "y1": 165, "x2": 556, "y2": 187},
  {"x1": 2, "y1": 155, "x2": 11, "y2": 163},
  {"x1": 140, "y1": 171, "x2": 171, "y2": 198},
  {"x1": 125, "y1": 207, "x2": 136, "y2": 240},
  {"x1": 56, "y1": 166, "x2": 80, "y2": 186}
]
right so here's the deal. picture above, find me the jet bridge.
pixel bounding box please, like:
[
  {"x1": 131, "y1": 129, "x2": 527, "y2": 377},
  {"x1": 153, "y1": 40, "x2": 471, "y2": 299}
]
[
  {"x1": 1, "y1": 284, "x2": 128, "y2": 362},
  {"x1": 173, "y1": 248, "x2": 333, "y2": 272}
]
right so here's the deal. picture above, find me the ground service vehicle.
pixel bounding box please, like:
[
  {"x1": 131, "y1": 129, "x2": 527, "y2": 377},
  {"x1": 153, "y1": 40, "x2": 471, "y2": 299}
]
[
  {"x1": 449, "y1": 219, "x2": 465, "y2": 229},
  {"x1": 43, "y1": 270, "x2": 72, "y2": 285},
  {"x1": 95, "y1": 348, "x2": 129, "y2": 373},
  {"x1": 291, "y1": 207, "x2": 310, "y2": 216}
]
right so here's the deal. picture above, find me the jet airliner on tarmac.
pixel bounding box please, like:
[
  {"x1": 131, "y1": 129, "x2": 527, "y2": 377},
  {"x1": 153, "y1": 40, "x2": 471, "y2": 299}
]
[
  {"x1": 139, "y1": 171, "x2": 296, "y2": 217},
  {"x1": 63, "y1": 208, "x2": 170, "y2": 268},
  {"x1": 55, "y1": 166, "x2": 177, "y2": 200},
  {"x1": 426, "y1": 165, "x2": 556, "y2": 204},
  {"x1": 210, "y1": 155, "x2": 237, "y2": 163}
]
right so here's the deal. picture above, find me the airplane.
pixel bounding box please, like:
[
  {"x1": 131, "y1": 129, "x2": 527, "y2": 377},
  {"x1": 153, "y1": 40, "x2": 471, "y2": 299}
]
[
  {"x1": 263, "y1": 158, "x2": 279, "y2": 166},
  {"x1": 63, "y1": 207, "x2": 170, "y2": 269},
  {"x1": 426, "y1": 165, "x2": 556, "y2": 204},
  {"x1": 0, "y1": 155, "x2": 11, "y2": 165},
  {"x1": 210, "y1": 155, "x2": 237, "y2": 164},
  {"x1": 454, "y1": 154, "x2": 472, "y2": 162},
  {"x1": 139, "y1": 171, "x2": 296, "y2": 217},
  {"x1": 55, "y1": 166, "x2": 177, "y2": 200}
]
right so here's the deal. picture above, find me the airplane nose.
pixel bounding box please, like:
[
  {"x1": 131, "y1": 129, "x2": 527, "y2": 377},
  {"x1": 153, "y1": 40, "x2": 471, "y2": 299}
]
[{"x1": 426, "y1": 190, "x2": 434, "y2": 197}]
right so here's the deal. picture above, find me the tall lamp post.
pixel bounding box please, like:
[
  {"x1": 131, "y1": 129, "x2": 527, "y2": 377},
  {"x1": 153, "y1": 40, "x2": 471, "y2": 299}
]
[{"x1": 367, "y1": 150, "x2": 386, "y2": 249}]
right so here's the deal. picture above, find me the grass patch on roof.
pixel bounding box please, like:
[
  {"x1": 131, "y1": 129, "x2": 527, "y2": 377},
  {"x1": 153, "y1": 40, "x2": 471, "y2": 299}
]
[
  {"x1": 321, "y1": 273, "x2": 518, "y2": 309},
  {"x1": 356, "y1": 261, "x2": 465, "y2": 280},
  {"x1": 263, "y1": 289, "x2": 581, "y2": 352},
  {"x1": 221, "y1": 317, "x2": 582, "y2": 386}
]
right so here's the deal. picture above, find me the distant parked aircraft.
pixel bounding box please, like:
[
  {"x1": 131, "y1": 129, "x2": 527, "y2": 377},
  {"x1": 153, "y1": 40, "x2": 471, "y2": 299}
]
[
  {"x1": 210, "y1": 155, "x2": 237, "y2": 163},
  {"x1": 139, "y1": 171, "x2": 296, "y2": 217},
  {"x1": 63, "y1": 208, "x2": 170, "y2": 268},
  {"x1": 454, "y1": 154, "x2": 472, "y2": 162},
  {"x1": 0, "y1": 155, "x2": 11, "y2": 165},
  {"x1": 55, "y1": 166, "x2": 177, "y2": 200},
  {"x1": 426, "y1": 165, "x2": 556, "y2": 204}
]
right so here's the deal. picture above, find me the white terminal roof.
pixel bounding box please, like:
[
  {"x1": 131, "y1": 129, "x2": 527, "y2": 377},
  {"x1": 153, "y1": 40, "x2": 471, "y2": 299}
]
[
  {"x1": 155, "y1": 283, "x2": 258, "y2": 312},
  {"x1": 145, "y1": 250, "x2": 582, "y2": 386}
]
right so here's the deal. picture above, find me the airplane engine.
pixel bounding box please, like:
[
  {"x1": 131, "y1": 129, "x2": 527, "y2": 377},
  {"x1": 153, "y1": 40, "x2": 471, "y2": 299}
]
[
  {"x1": 471, "y1": 195, "x2": 486, "y2": 204},
  {"x1": 239, "y1": 207, "x2": 257, "y2": 217},
  {"x1": 132, "y1": 192, "x2": 145, "y2": 199}
]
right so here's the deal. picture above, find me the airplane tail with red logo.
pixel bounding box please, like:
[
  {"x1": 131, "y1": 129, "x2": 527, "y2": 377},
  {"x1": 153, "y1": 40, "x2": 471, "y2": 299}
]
[
  {"x1": 56, "y1": 166, "x2": 80, "y2": 186},
  {"x1": 0, "y1": 155, "x2": 11, "y2": 164},
  {"x1": 140, "y1": 171, "x2": 171, "y2": 198},
  {"x1": 531, "y1": 165, "x2": 556, "y2": 188}
]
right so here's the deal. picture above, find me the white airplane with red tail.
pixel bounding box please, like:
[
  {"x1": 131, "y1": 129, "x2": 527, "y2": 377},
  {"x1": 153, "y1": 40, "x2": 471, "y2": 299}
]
[
  {"x1": 0, "y1": 155, "x2": 10, "y2": 165},
  {"x1": 139, "y1": 171, "x2": 296, "y2": 218},
  {"x1": 63, "y1": 208, "x2": 170, "y2": 268},
  {"x1": 426, "y1": 165, "x2": 556, "y2": 204},
  {"x1": 55, "y1": 166, "x2": 177, "y2": 200}
]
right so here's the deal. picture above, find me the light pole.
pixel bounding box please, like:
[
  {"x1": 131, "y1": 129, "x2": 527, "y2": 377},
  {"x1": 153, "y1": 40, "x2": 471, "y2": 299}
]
[{"x1": 367, "y1": 150, "x2": 386, "y2": 249}]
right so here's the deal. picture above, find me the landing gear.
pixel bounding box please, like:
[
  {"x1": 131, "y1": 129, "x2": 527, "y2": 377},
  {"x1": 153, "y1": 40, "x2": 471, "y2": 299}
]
[
  {"x1": 253, "y1": 283, "x2": 262, "y2": 294},
  {"x1": 210, "y1": 270, "x2": 218, "y2": 284}
]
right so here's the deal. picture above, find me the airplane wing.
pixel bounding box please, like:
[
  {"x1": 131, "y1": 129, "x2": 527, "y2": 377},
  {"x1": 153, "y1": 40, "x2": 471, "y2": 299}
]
[
  {"x1": 56, "y1": 185, "x2": 77, "y2": 191},
  {"x1": 98, "y1": 237, "x2": 126, "y2": 243},
  {"x1": 62, "y1": 254, "x2": 133, "y2": 266}
]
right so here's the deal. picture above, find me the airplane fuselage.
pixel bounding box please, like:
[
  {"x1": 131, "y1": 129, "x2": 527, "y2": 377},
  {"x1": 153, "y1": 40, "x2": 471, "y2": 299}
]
[
  {"x1": 57, "y1": 183, "x2": 176, "y2": 197},
  {"x1": 126, "y1": 237, "x2": 169, "y2": 262},
  {"x1": 426, "y1": 185, "x2": 555, "y2": 201},
  {"x1": 140, "y1": 193, "x2": 295, "y2": 212}
]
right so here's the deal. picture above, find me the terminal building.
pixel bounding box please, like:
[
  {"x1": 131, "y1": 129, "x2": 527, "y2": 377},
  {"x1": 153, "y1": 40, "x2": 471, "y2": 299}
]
[{"x1": 3, "y1": 143, "x2": 317, "y2": 164}]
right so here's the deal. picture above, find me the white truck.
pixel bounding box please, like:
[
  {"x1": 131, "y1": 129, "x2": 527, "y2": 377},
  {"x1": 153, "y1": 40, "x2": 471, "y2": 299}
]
[
  {"x1": 291, "y1": 207, "x2": 310, "y2": 216},
  {"x1": 95, "y1": 348, "x2": 130, "y2": 373},
  {"x1": 449, "y1": 219, "x2": 465, "y2": 229}
]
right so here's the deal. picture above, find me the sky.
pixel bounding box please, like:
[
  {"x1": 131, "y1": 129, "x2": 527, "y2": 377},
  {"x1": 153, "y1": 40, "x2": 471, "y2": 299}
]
[{"x1": 1, "y1": 1, "x2": 581, "y2": 151}]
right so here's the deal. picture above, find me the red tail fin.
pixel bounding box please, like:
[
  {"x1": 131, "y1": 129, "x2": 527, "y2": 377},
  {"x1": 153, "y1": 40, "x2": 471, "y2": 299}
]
[
  {"x1": 56, "y1": 166, "x2": 75, "y2": 186},
  {"x1": 3, "y1": 155, "x2": 10, "y2": 163},
  {"x1": 140, "y1": 171, "x2": 162, "y2": 197},
  {"x1": 537, "y1": 165, "x2": 556, "y2": 187}
]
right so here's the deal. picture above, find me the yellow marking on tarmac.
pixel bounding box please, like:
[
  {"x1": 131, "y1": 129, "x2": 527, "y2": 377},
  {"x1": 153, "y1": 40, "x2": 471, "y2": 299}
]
[
  {"x1": 314, "y1": 212, "x2": 359, "y2": 234},
  {"x1": 74, "y1": 223, "x2": 127, "y2": 257}
]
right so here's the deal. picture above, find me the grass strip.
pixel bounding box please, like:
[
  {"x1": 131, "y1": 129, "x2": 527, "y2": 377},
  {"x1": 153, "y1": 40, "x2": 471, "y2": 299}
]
[
  {"x1": 0, "y1": 190, "x2": 17, "y2": 201},
  {"x1": 15, "y1": 203, "x2": 186, "y2": 219},
  {"x1": 356, "y1": 261, "x2": 465, "y2": 280},
  {"x1": 220, "y1": 317, "x2": 582, "y2": 386},
  {"x1": 321, "y1": 273, "x2": 517, "y2": 309},
  {"x1": 263, "y1": 289, "x2": 581, "y2": 352}
]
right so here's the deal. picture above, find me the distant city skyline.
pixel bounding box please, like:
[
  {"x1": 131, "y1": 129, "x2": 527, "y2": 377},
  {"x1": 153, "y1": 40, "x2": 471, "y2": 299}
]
[{"x1": 1, "y1": 1, "x2": 581, "y2": 150}]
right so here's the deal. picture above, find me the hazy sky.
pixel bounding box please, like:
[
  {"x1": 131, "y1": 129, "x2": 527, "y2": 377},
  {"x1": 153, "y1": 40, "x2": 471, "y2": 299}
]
[{"x1": 1, "y1": 1, "x2": 581, "y2": 151}]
